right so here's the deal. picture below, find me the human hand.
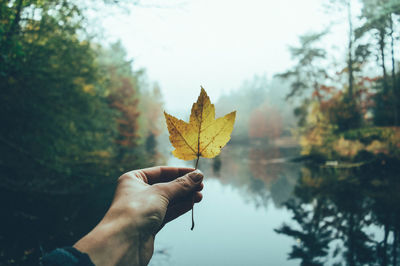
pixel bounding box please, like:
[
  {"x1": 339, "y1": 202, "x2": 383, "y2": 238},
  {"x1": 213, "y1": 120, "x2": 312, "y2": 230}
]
[{"x1": 74, "y1": 166, "x2": 204, "y2": 266}]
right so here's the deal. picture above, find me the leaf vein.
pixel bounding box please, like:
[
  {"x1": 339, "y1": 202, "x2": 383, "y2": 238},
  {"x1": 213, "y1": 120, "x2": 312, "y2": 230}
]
[
  {"x1": 168, "y1": 116, "x2": 196, "y2": 155},
  {"x1": 199, "y1": 119, "x2": 230, "y2": 154}
]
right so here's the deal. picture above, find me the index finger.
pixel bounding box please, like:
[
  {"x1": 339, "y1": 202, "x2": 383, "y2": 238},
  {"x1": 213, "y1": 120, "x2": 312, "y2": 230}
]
[{"x1": 140, "y1": 166, "x2": 195, "y2": 184}]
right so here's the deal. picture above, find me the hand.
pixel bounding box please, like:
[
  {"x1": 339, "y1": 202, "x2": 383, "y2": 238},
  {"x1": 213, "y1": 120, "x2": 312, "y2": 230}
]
[{"x1": 74, "y1": 166, "x2": 204, "y2": 266}]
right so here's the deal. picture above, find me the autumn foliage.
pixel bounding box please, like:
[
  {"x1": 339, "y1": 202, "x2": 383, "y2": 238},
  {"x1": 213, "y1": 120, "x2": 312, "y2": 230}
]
[{"x1": 108, "y1": 77, "x2": 140, "y2": 148}]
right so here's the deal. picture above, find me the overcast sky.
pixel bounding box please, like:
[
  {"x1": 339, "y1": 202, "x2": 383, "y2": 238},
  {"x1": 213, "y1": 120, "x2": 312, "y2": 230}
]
[{"x1": 100, "y1": 0, "x2": 349, "y2": 112}]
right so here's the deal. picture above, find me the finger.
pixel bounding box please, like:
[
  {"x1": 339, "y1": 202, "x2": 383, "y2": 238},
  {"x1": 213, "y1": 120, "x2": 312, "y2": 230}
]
[
  {"x1": 137, "y1": 166, "x2": 195, "y2": 185},
  {"x1": 197, "y1": 182, "x2": 204, "y2": 192},
  {"x1": 166, "y1": 182, "x2": 203, "y2": 206},
  {"x1": 156, "y1": 170, "x2": 204, "y2": 201},
  {"x1": 168, "y1": 191, "x2": 203, "y2": 207},
  {"x1": 163, "y1": 192, "x2": 203, "y2": 224}
]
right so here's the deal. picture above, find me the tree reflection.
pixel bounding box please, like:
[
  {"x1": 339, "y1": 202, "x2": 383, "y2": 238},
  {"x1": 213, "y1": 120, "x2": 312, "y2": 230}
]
[
  {"x1": 248, "y1": 147, "x2": 281, "y2": 186},
  {"x1": 276, "y1": 158, "x2": 400, "y2": 265},
  {"x1": 201, "y1": 144, "x2": 301, "y2": 209}
]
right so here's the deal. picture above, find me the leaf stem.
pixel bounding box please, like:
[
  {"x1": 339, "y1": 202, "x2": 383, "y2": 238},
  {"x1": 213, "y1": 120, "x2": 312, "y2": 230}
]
[
  {"x1": 195, "y1": 155, "x2": 200, "y2": 169},
  {"x1": 191, "y1": 155, "x2": 200, "y2": 230}
]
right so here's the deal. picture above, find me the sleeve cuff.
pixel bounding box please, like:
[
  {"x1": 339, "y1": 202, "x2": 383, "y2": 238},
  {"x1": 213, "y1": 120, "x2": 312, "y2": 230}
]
[{"x1": 41, "y1": 246, "x2": 95, "y2": 266}]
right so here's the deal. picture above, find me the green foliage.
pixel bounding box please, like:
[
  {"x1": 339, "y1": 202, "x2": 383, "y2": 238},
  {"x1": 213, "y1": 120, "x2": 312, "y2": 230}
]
[
  {"x1": 343, "y1": 127, "x2": 394, "y2": 144},
  {"x1": 1, "y1": 2, "x2": 166, "y2": 264},
  {"x1": 294, "y1": 99, "x2": 310, "y2": 127},
  {"x1": 0, "y1": 0, "x2": 163, "y2": 194},
  {"x1": 373, "y1": 75, "x2": 400, "y2": 126},
  {"x1": 324, "y1": 95, "x2": 362, "y2": 131},
  {"x1": 300, "y1": 125, "x2": 400, "y2": 161},
  {"x1": 283, "y1": 0, "x2": 400, "y2": 160},
  {"x1": 277, "y1": 31, "x2": 328, "y2": 100}
]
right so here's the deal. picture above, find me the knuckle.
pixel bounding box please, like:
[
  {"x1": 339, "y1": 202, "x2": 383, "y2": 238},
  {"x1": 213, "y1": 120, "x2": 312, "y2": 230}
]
[
  {"x1": 134, "y1": 170, "x2": 148, "y2": 183},
  {"x1": 117, "y1": 170, "x2": 148, "y2": 184}
]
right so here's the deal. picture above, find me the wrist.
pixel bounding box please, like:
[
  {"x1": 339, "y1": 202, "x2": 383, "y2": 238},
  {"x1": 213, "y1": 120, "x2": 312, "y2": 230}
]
[{"x1": 74, "y1": 219, "x2": 142, "y2": 266}]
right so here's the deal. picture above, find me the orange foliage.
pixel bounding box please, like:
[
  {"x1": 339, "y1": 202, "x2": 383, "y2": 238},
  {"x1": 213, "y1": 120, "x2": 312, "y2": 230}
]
[
  {"x1": 319, "y1": 85, "x2": 335, "y2": 93},
  {"x1": 108, "y1": 77, "x2": 140, "y2": 148},
  {"x1": 312, "y1": 90, "x2": 321, "y2": 99}
]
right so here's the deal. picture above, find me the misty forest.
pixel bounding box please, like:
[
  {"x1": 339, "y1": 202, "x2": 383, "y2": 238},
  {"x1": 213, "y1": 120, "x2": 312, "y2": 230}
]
[{"x1": 1, "y1": 0, "x2": 400, "y2": 265}]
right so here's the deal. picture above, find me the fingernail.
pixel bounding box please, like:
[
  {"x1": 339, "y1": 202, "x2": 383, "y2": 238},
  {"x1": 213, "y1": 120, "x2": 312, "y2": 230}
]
[{"x1": 188, "y1": 170, "x2": 203, "y2": 183}]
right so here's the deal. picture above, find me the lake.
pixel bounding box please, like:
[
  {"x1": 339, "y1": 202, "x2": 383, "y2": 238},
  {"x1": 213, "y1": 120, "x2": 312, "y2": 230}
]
[
  {"x1": 1, "y1": 143, "x2": 399, "y2": 265},
  {"x1": 151, "y1": 143, "x2": 400, "y2": 266}
]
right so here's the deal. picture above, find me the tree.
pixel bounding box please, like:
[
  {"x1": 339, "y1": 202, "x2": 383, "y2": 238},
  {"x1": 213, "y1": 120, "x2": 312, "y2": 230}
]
[
  {"x1": 0, "y1": 0, "x2": 124, "y2": 192},
  {"x1": 325, "y1": 0, "x2": 358, "y2": 98},
  {"x1": 356, "y1": 0, "x2": 400, "y2": 125},
  {"x1": 0, "y1": 0, "x2": 164, "y2": 193},
  {"x1": 277, "y1": 31, "x2": 328, "y2": 102},
  {"x1": 276, "y1": 31, "x2": 363, "y2": 131},
  {"x1": 0, "y1": 1, "x2": 166, "y2": 264}
]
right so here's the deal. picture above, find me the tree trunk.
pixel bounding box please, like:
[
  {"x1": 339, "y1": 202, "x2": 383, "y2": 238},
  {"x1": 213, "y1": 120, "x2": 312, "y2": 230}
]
[
  {"x1": 347, "y1": 213, "x2": 356, "y2": 266},
  {"x1": 379, "y1": 28, "x2": 389, "y2": 93},
  {"x1": 382, "y1": 224, "x2": 389, "y2": 266},
  {"x1": 347, "y1": 0, "x2": 354, "y2": 98},
  {"x1": 393, "y1": 229, "x2": 398, "y2": 266},
  {"x1": 390, "y1": 15, "x2": 398, "y2": 125}
]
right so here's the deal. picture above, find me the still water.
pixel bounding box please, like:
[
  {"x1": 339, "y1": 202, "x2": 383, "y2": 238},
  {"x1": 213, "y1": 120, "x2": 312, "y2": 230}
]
[
  {"x1": 151, "y1": 144, "x2": 302, "y2": 266},
  {"x1": 1, "y1": 143, "x2": 399, "y2": 265},
  {"x1": 151, "y1": 143, "x2": 400, "y2": 266}
]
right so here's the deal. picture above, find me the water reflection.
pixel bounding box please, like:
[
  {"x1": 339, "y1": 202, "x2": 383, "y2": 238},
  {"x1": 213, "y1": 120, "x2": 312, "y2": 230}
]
[
  {"x1": 3, "y1": 143, "x2": 398, "y2": 265},
  {"x1": 0, "y1": 183, "x2": 116, "y2": 265},
  {"x1": 154, "y1": 145, "x2": 400, "y2": 265},
  {"x1": 199, "y1": 145, "x2": 301, "y2": 209},
  {"x1": 276, "y1": 158, "x2": 400, "y2": 266},
  {"x1": 151, "y1": 144, "x2": 302, "y2": 266}
]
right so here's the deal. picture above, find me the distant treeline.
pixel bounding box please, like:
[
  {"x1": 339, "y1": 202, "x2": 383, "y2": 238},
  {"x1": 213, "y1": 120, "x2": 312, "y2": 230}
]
[
  {"x1": 218, "y1": 0, "x2": 400, "y2": 159},
  {"x1": 0, "y1": 0, "x2": 164, "y2": 193},
  {"x1": 216, "y1": 75, "x2": 297, "y2": 144},
  {"x1": 279, "y1": 0, "x2": 400, "y2": 128}
]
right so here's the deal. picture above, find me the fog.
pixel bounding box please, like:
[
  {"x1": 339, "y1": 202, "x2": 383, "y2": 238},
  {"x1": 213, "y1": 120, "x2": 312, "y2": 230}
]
[{"x1": 100, "y1": 0, "x2": 350, "y2": 112}]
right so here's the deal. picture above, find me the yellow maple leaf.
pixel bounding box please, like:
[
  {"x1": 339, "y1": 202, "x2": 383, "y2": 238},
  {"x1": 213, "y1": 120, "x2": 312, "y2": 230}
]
[{"x1": 164, "y1": 87, "x2": 236, "y2": 163}]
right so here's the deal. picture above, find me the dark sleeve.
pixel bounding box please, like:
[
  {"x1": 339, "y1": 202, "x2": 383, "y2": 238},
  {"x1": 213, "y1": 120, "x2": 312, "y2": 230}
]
[{"x1": 41, "y1": 246, "x2": 95, "y2": 266}]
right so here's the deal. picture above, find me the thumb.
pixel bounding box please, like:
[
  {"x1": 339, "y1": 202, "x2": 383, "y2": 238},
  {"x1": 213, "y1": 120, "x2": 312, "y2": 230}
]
[{"x1": 158, "y1": 170, "x2": 203, "y2": 202}]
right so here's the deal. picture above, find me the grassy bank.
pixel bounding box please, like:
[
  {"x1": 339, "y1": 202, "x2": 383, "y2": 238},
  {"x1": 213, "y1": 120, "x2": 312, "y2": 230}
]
[{"x1": 299, "y1": 126, "x2": 400, "y2": 162}]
